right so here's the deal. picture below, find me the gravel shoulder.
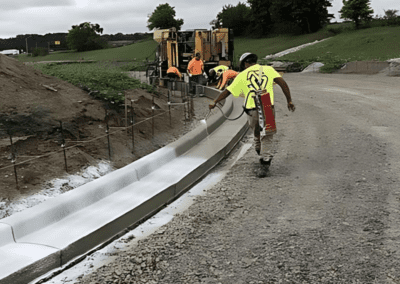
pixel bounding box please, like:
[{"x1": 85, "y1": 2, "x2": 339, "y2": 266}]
[{"x1": 49, "y1": 73, "x2": 400, "y2": 284}]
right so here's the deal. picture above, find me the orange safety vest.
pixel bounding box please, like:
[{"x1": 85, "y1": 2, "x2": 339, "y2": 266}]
[
  {"x1": 218, "y1": 70, "x2": 238, "y2": 89},
  {"x1": 167, "y1": 67, "x2": 182, "y2": 79},
  {"x1": 187, "y1": 58, "x2": 204, "y2": 75}
]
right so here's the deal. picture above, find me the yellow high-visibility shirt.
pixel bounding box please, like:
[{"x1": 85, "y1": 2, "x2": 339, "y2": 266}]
[
  {"x1": 213, "y1": 65, "x2": 229, "y2": 76},
  {"x1": 227, "y1": 64, "x2": 281, "y2": 109}
]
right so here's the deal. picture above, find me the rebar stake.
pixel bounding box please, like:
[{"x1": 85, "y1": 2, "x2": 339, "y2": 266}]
[
  {"x1": 9, "y1": 134, "x2": 19, "y2": 190},
  {"x1": 151, "y1": 96, "x2": 155, "y2": 138},
  {"x1": 131, "y1": 100, "x2": 135, "y2": 151},
  {"x1": 105, "y1": 112, "x2": 111, "y2": 160},
  {"x1": 60, "y1": 121, "x2": 68, "y2": 173}
]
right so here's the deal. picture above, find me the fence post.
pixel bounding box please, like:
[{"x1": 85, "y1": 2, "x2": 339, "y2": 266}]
[
  {"x1": 105, "y1": 111, "x2": 111, "y2": 160},
  {"x1": 9, "y1": 133, "x2": 19, "y2": 191},
  {"x1": 59, "y1": 121, "x2": 68, "y2": 173},
  {"x1": 131, "y1": 100, "x2": 135, "y2": 151},
  {"x1": 151, "y1": 96, "x2": 155, "y2": 138}
]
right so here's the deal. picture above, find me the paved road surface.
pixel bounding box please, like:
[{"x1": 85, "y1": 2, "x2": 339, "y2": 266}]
[{"x1": 45, "y1": 72, "x2": 400, "y2": 283}]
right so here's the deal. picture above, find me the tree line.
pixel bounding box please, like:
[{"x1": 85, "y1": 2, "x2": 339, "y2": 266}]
[{"x1": 146, "y1": 1, "x2": 399, "y2": 38}]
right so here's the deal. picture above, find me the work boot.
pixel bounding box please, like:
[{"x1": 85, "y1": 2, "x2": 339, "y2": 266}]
[
  {"x1": 259, "y1": 156, "x2": 272, "y2": 168},
  {"x1": 255, "y1": 164, "x2": 269, "y2": 178}
]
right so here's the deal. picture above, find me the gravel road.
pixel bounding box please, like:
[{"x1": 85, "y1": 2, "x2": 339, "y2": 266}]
[{"x1": 47, "y1": 72, "x2": 400, "y2": 283}]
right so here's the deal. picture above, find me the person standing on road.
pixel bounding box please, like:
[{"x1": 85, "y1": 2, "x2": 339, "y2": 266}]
[
  {"x1": 209, "y1": 52, "x2": 295, "y2": 178},
  {"x1": 187, "y1": 52, "x2": 206, "y2": 96},
  {"x1": 216, "y1": 69, "x2": 239, "y2": 90}
]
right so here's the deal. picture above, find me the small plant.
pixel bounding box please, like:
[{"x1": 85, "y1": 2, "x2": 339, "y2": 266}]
[{"x1": 32, "y1": 47, "x2": 49, "y2": 57}]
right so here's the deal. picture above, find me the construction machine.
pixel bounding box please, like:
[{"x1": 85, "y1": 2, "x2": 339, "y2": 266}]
[{"x1": 147, "y1": 27, "x2": 234, "y2": 87}]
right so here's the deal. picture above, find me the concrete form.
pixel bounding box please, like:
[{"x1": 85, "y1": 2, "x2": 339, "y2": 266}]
[
  {"x1": 0, "y1": 87, "x2": 249, "y2": 284},
  {"x1": 337, "y1": 61, "x2": 390, "y2": 74}
]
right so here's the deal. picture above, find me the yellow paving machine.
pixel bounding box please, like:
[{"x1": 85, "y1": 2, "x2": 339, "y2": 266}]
[{"x1": 147, "y1": 27, "x2": 234, "y2": 86}]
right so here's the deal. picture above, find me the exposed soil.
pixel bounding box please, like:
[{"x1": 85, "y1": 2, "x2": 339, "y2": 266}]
[{"x1": 0, "y1": 54, "x2": 210, "y2": 203}]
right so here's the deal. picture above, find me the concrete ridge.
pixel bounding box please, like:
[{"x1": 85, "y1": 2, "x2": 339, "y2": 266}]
[{"x1": 0, "y1": 87, "x2": 248, "y2": 284}]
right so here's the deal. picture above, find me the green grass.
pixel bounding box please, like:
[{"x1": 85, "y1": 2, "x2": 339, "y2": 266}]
[
  {"x1": 34, "y1": 62, "x2": 155, "y2": 103},
  {"x1": 18, "y1": 38, "x2": 158, "y2": 63},
  {"x1": 276, "y1": 26, "x2": 400, "y2": 72},
  {"x1": 234, "y1": 29, "x2": 334, "y2": 66}
]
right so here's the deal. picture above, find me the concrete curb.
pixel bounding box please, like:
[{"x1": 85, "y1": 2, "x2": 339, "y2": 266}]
[{"x1": 0, "y1": 87, "x2": 248, "y2": 284}]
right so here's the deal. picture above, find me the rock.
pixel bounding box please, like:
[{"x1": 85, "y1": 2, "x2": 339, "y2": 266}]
[
  {"x1": 388, "y1": 61, "x2": 400, "y2": 76},
  {"x1": 302, "y1": 62, "x2": 325, "y2": 73}
]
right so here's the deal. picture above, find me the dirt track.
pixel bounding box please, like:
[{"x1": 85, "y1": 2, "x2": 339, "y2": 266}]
[{"x1": 47, "y1": 72, "x2": 400, "y2": 283}]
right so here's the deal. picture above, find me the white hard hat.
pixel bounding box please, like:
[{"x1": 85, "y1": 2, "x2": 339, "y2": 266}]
[{"x1": 239, "y1": 52, "x2": 258, "y2": 71}]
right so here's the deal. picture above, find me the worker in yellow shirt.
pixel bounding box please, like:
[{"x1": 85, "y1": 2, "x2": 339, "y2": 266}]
[
  {"x1": 166, "y1": 66, "x2": 183, "y2": 81},
  {"x1": 208, "y1": 65, "x2": 229, "y2": 85},
  {"x1": 216, "y1": 69, "x2": 239, "y2": 90},
  {"x1": 187, "y1": 52, "x2": 206, "y2": 96},
  {"x1": 209, "y1": 52, "x2": 295, "y2": 178}
]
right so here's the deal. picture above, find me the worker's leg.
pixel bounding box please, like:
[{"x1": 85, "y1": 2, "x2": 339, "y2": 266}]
[
  {"x1": 190, "y1": 75, "x2": 199, "y2": 96},
  {"x1": 260, "y1": 134, "x2": 274, "y2": 164},
  {"x1": 246, "y1": 110, "x2": 261, "y2": 155},
  {"x1": 247, "y1": 110, "x2": 273, "y2": 177}
]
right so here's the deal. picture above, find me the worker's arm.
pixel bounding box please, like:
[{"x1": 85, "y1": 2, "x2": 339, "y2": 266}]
[
  {"x1": 209, "y1": 89, "x2": 231, "y2": 110},
  {"x1": 216, "y1": 77, "x2": 222, "y2": 89},
  {"x1": 274, "y1": 77, "x2": 295, "y2": 112},
  {"x1": 219, "y1": 76, "x2": 228, "y2": 90}
]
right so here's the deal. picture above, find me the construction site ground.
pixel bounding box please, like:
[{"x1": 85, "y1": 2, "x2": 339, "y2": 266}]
[
  {"x1": 46, "y1": 72, "x2": 400, "y2": 284},
  {"x1": 0, "y1": 54, "x2": 211, "y2": 217}
]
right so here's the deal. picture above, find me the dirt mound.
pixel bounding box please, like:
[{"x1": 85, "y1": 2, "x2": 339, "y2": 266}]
[{"x1": 0, "y1": 54, "x2": 105, "y2": 138}]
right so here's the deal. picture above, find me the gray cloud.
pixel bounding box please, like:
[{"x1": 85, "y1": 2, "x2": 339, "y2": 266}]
[
  {"x1": 1, "y1": 0, "x2": 399, "y2": 39},
  {"x1": 1, "y1": 0, "x2": 75, "y2": 11}
]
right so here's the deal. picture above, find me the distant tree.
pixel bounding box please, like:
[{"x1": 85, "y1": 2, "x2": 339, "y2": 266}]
[
  {"x1": 66, "y1": 22, "x2": 106, "y2": 52},
  {"x1": 213, "y1": 2, "x2": 252, "y2": 36},
  {"x1": 147, "y1": 3, "x2": 184, "y2": 31},
  {"x1": 383, "y1": 9, "x2": 399, "y2": 19},
  {"x1": 247, "y1": 0, "x2": 274, "y2": 36},
  {"x1": 209, "y1": 19, "x2": 222, "y2": 29},
  {"x1": 339, "y1": 0, "x2": 374, "y2": 28},
  {"x1": 270, "y1": 0, "x2": 334, "y2": 34}
]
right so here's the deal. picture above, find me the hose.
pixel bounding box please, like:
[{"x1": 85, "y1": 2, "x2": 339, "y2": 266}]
[{"x1": 214, "y1": 103, "x2": 246, "y2": 121}]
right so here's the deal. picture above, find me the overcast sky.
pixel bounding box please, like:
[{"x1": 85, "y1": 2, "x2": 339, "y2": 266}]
[{"x1": 1, "y1": 0, "x2": 399, "y2": 39}]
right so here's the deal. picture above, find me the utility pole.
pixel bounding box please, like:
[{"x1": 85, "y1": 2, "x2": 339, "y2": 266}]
[{"x1": 25, "y1": 38, "x2": 28, "y2": 54}]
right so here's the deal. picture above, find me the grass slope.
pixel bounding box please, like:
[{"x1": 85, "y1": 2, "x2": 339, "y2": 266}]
[
  {"x1": 233, "y1": 29, "x2": 333, "y2": 65},
  {"x1": 277, "y1": 26, "x2": 400, "y2": 72},
  {"x1": 18, "y1": 39, "x2": 158, "y2": 63}
]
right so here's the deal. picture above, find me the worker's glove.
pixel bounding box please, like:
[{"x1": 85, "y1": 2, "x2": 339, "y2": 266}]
[
  {"x1": 209, "y1": 101, "x2": 217, "y2": 110},
  {"x1": 203, "y1": 72, "x2": 208, "y2": 79},
  {"x1": 188, "y1": 73, "x2": 192, "y2": 77},
  {"x1": 287, "y1": 101, "x2": 296, "y2": 112}
]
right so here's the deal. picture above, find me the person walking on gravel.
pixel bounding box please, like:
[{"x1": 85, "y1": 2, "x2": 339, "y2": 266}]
[{"x1": 209, "y1": 52, "x2": 295, "y2": 178}]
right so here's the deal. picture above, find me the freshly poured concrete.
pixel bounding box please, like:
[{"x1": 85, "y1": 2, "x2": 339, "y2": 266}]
[{"x1": 0, "y1": 87, "x2": 248, "y2": 284}]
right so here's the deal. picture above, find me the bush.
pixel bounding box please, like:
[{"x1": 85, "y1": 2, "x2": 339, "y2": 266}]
[{"x1": 32, "y1": 47, "x2": 49, "y2": 57}]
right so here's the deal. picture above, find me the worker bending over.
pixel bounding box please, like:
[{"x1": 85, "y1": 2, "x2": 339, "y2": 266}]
[
  {"x1": 209, "y1": 53, "x2": 295, "y2": 178},
  {"x1": 187, "y1": 52, "x2": 206, "y2": 95},
  {"x1": 208, "y1": 65, "x2": 229, "y2": 84},
  {"x1": 166, "y1": 66, "x2": 183, "y2": 81},
  {"x1": 216, "y1": 69, "x2": 238, "y2": 90}
]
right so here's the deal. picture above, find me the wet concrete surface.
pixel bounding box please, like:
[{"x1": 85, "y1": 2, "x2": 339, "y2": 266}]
[{"x1": 43, "y1": 72, "x2": 400, "y2": 283}]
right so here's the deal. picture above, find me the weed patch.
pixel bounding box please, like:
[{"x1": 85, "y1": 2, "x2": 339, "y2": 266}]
[{"x1": 34, "y1": 62, "x2": 155, "y2": 103}]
